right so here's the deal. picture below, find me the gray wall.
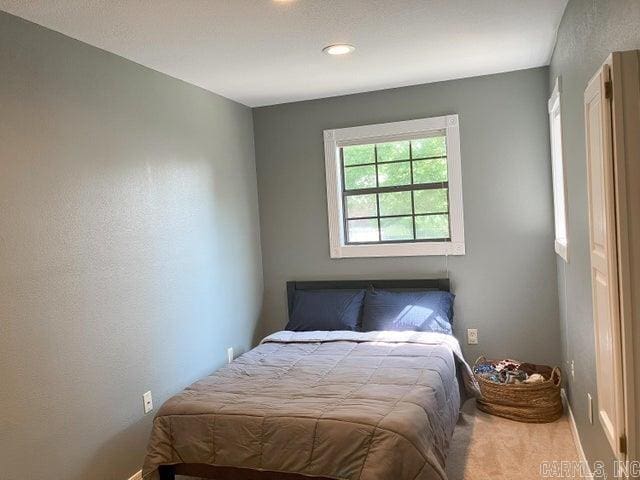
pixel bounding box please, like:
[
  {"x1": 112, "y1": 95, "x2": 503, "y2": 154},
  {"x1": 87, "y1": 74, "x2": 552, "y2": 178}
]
[
  {"x1": 0, "y1": 12, "x2": 262, "y2": 480},
  {"x1": 548, "y1": 0, "x2": 640, "y2": 472},
  {"x1": 253, "y1": 67, "x2": 561, "y2": 365}
]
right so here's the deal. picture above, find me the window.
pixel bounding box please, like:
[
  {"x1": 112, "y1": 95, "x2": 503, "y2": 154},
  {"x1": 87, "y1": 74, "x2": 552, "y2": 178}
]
[
  {"x1": 548, "y1": 78, "x2": 569, "y2": 261},
  {"x1": 324, "y1": 115, "x2": 465, "y2": 258}
]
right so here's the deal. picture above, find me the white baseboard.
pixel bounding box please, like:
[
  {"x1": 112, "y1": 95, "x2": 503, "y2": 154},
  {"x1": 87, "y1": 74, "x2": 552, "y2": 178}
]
[
  {"x1": 127, "y1": 470, "x2": 142, "y2": 480},
  {"x1": 562, "y1": 389, "x2": 594, "y2": 480}
]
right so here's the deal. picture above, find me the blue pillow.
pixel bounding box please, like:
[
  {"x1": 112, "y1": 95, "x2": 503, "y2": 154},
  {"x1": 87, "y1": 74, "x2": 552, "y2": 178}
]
[
  {"x1": 285, "y1": 289, "x2": 366, "y2": 332},
  {"x1": 361, "y1": 289, "x2": 454, "y2": 334}
]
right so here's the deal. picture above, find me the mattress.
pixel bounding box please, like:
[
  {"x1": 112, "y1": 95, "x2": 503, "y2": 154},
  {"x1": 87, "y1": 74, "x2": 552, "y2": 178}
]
[{"x1": 142, "y1": 330, "x2": 479, "y2": 480}]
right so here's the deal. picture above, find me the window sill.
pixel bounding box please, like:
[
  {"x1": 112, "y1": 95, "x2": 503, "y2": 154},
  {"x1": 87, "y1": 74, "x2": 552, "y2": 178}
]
[
  {"x1": 330, "y1": 241, "x2": 465, "y2": 259},
  {"x1": 555, "y1": 239, "x2": 569, "y2": 262}
]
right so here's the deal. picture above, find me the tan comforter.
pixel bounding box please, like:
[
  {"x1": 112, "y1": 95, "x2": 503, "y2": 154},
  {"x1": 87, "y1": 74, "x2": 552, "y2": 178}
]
[{"x1": 142, "y1": 330, "x2": 479, "y2": 480}]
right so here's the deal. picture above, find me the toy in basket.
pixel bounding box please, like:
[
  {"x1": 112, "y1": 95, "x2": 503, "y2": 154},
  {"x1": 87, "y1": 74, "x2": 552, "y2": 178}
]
[{"x1": 473, "y1": 356, "x2": 563, "y2": 423}]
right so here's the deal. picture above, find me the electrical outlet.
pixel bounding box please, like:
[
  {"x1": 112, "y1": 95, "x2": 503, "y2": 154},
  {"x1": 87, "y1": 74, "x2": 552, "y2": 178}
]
[
  {"x1": 227, "y1": 347, "x2": 234, "y2": 364},
  {"x1": 587, "y1": 393, "x2": 593, "y2": 424},
  {"x1": 143, "y1": 391, "x2": 153, "y2": 414},
  {"x1": 467, "y1": 329, "x2": 478, "y2": 345}
]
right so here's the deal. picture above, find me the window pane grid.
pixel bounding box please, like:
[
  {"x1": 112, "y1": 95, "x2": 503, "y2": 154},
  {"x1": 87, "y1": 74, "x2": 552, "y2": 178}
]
[
  {"x1": 347, "y1": 211, "x2": 449, "y2": 221},
  {"x1": 346, "y1": 214, "x2": 451, "y2": 243},
  {"x1": 342, "y1": 136, "x2": 450, "y2": 244},
  {"x1": 343, "y1": 181, "x2": 448, "y2": 196},
  {"x1": 341, "y1": 155, "x2": 447, "y2": 169},
  {"x1": 374, "y1": 144, "x2": 381, "y2": 241},
  {"x1": 346, "y1": 225, "x2": 451, "y2": 244},
  {"x1": 409, "y1": 141, "x2": 417, "y2": 240}
]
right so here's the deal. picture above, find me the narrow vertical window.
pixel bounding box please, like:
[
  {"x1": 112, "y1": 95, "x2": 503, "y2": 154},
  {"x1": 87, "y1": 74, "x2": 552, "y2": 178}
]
[{"x1": 548, "y1": 78, "x2": 569, "y2": 261}]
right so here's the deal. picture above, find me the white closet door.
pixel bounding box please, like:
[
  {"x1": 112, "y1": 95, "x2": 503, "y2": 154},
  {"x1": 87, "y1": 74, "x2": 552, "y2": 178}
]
[{"x1": 584, "y1": 64, "x2": 625, "y2": 458}]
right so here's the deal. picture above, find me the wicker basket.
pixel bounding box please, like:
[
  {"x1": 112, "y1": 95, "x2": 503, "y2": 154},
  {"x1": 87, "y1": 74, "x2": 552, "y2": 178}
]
[{"x1": 474, "y1": 356, "x2": 563, "y2": 423}]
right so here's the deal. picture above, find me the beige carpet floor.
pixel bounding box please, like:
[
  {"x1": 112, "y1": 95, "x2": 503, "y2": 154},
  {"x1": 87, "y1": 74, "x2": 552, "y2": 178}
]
[
  {"x1": 445, "y1": 399, "x2": 580, "y2": 480},
  {"x1": 179, "y1": 399, "x2": 580, "y2": 480}
]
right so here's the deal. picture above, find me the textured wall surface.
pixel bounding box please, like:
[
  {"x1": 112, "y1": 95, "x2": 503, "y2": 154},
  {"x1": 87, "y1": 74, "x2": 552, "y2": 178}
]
[
  {"x1": 0, "y1": 12, "x2": 262, "y2": 480},
  {"x1": 548, "y1": 0, "x2": 640, "y2": 472},
  {"x1": 253, "y1": 67, "x2": 561, "y2": 365}
]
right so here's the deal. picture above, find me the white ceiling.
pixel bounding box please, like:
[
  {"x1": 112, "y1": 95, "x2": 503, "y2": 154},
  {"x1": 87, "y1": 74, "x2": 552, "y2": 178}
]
[{"x1": 0, "y1": 0, "x2": 568, "y2": 107}]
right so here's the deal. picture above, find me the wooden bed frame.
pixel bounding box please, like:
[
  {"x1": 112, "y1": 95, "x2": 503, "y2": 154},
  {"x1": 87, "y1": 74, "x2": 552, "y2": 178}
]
[
  {"x1": 158, "y1": 464, "x2": 335, "y2": 479},
  {"x1": 158, "y1": 278, "x2": 450, "y2": 480}
]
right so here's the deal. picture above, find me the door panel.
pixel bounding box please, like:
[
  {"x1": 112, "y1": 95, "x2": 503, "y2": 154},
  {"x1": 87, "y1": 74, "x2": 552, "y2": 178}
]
[
  {"x1": 587, "y1": 100, "x2": 607, "y2": 260},
  {"x1": 594, "y1": 272, "x2": 614, "y2": 429},
  {"x1": 584, "y1": 64, "x2": 625, "y2": 459}
]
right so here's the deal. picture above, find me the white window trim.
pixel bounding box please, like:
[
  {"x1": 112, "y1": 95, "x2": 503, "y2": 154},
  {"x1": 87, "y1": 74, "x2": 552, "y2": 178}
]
[
  {"x1": 548, "y1": 78, "x2": 569, "y2": 262},
  {"x1": 323, "y1": 115, "x2": 465, "y2": 258}
]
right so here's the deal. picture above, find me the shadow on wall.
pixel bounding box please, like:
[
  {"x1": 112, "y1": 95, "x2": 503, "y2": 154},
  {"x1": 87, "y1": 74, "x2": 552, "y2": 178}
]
[{"x1": 81, "y1": 417, "x2": 150, "y2": 480}]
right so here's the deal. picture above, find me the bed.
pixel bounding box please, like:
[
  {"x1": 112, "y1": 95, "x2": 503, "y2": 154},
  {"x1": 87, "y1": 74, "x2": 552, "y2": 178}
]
[{"x1": 142, "y1": 279, "x2": 478, "y2": 480}]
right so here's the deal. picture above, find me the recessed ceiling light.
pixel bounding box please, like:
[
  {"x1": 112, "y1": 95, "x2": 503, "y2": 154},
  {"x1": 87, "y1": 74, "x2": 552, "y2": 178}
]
[{"x1": 323, "y1": 44, "x2": 355, "y2": 56}]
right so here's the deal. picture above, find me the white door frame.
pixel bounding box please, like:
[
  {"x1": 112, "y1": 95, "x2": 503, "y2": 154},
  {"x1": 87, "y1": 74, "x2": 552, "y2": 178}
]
[
  {"x1": 607, "y1": 51, "x2": 640, "y2": 464},
  {"x1": 585, "y1": 51, "x2": 640, "y2": 465},
  {"x1": 585, "y1": 61, "x2": 625, "y2": 460}
]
